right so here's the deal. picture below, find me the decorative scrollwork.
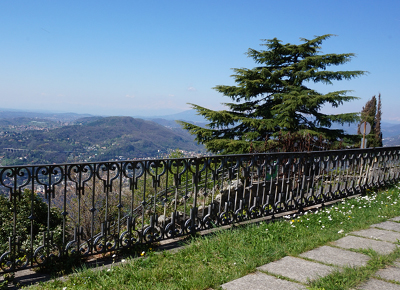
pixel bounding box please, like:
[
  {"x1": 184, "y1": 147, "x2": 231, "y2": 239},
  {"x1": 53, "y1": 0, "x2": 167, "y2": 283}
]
[
  {"x1": 143, "y1": 226, "x2": 162, "y2": 243},
  {"x1": 65, "y1": 227, "x2": 91, "y2": 256},
  {"x1": 219, "y1": 211, "x2": 234, "y2": 226},
  {"x1": 234, "y1": 208, "x2": 248, "y2": 222},
  {"x1": 0, "y1": 251, "x2": 30, "y2": 271},
  {"x1": 119, "y1": 217, "x2": 141, "y2": 248},
  {"x1": 0, "y1": 237, "x2": 30, "y2": 271},
  {"x1": 65, "y1": 240, "x2": 91, "y2": 256},
  {"x1": 169, "y1": 158, "x2": 187, "y2": 186},
  {"x1": 201, "y1": 214, "x2": 213, "y2": 229},
  {"x1": 95, "y1": 162, "x2": 120, "y2": 192},
  {"x1": 93, "y1": 235, "x2": 117, "y2": 253},
  {"x1": 34, "y1": 244, "x2": 60, "y2": 265},
  {"x1": 249, "y1": 205, "x2": 261, "y2": 219},
  {"x1": 120, "y1": 230, "x2": 141, "y2": 248},
  {"x1": 33, "y1": 232, "x2": 60, "y2": 265},
  {"x1": 67, "y1": 164, "x2": 93, "y2": 196},
  {"x1": 0, "y1": 167, "x2": 31, "y2": 200},
  {"x1": 35, "y1": 165, "x2": 64, "y2": 199},
  {"x1": 122, "y1": 161, "x2": 145, "y2": 194},
  {"x1": 164, "y1": 222, "x2": 183, "y2": 239},
  {"x1": 184, "y1": 218, "x2": 202, "y2": 233}
]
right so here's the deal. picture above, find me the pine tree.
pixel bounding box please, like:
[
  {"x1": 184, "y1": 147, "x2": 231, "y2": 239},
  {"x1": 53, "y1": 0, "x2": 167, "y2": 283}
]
[{"x1": 180, "y1": 34, "x2": 366, "y2": 154}]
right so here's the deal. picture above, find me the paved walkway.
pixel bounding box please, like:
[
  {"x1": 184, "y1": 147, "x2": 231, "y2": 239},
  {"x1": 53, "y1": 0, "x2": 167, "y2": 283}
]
[{"x1": 221, "y1": 216, "x2": 400, "y2": 290}]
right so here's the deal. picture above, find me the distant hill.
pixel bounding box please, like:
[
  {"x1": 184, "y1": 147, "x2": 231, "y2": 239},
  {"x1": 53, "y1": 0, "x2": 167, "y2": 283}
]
[
  {"x1": 149, "y1": 109, "x2": 207, "y2": 123},
  {"x1": 380, "y1": 122, "x2": 400, "y2": 146},
  {"x1": 381, "y1": 123, "x2": 400, "y2": 138},
  {"x1": 143, "y1": 110, "x2": 208, "y2": 128},
  {"x1": 0, "y1": 116, "x2": 204, "y2": 165},
  {"x1": 328, "y1": 121, "x2": 400, "y2": 146},
  {"x1": 1, "y1": 108, "x2": 400, "y2": 163},
  {"x1": 0, "y1": 108, "x2": 92, "y2": 122},
  {"x1": 383, "y1": 135, "x2": 400, "y2": 147}
]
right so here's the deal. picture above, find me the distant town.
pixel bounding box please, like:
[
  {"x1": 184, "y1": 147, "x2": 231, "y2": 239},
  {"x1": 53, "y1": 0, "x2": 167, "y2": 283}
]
[{"x1": 0, "y1": 109, "x2": 208, "y2": 166}]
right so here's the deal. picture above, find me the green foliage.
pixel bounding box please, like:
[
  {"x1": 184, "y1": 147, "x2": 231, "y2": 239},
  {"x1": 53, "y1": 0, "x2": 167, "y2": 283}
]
[
  {"x1": 358, "y1": 94, "x2": 383, "y2": 148},
  {"x1": 0, "y1": 272, "x2": 15, "y2": 289},
  {"x1": 0, "y1": 190, "x2": 62, "y2": 254},
  {"x1": 180, "y1": 34, "x2": 366, "y2": 153},
  {"x1": 168, "y1": 149, "x2": 185, "y2": 159}
]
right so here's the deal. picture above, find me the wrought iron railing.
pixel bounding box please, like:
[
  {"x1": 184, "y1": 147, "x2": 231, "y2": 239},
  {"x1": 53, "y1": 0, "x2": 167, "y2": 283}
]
[{"x1": 0, "y1": 146, "x2": 399, "y2": 273}]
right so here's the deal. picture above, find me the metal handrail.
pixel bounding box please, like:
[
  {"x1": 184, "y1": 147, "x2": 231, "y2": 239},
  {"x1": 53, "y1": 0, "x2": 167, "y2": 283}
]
[{"x1": 0, "y1": 146, "x2": 399, "y2": 273}]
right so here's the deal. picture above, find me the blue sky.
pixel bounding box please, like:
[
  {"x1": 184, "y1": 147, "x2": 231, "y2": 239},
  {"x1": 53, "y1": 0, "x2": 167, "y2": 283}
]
[{"x1": 1, "y1": 0, "x2": 399, "y2": 122}]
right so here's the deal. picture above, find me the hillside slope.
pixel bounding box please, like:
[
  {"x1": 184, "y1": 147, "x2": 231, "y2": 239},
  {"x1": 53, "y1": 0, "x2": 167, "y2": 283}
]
[{"x1": 0, "y1": 116, "x2": 204, "y2": 165}]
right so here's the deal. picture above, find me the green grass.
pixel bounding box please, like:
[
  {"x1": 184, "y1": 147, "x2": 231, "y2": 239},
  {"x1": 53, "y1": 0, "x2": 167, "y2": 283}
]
[{"x1": 26, "y1": 183, "x2": 400, "y2": 290}]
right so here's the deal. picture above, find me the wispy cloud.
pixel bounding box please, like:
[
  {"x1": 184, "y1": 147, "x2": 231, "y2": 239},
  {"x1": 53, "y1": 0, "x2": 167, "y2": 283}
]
[
  {"x1": 125, "y1": 94, "x2": 136, "y2": 98},
  {"x1": 187, "y1": 86, "x2": 196, "y2": 91}
]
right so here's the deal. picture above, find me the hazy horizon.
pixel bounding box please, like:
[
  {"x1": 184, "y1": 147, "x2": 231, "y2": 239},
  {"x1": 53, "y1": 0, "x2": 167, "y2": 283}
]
[{"x1": 2, "y1": 107, "x2": 400, "y2": 126}]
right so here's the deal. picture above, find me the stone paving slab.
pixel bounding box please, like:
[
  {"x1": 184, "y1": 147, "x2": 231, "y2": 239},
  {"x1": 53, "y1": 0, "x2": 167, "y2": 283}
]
[
  {"x1": 257, "y1": 256, "x2": 334, "y2": 284},
  {"x1": 394, "y1": 258, "x2": 400, "y2": 268},
  {"x1": 358, "y1": 278, "x2": 400, "y2": 290},
  {"x1": 390, "y1": 217, "x2": 400, "y2": 222},
  {"x1": 333, "y1": 235, "x2": 397, "y2": 255},
  {"x1": 300, "y1": 245, "x2": 370, "y2": 267},
  {"x1": 375, "y1": 266, "x2": 400, "y2": 283},
  {"x1": 372, "y1": 221, "x2": 400, "y2": 232},
  {"x1": 351, "y1": 228, "x2": 400, "y2": 243},
  {"x1": 221, "y1": 272, "x2": 306, "y2": 290}
]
